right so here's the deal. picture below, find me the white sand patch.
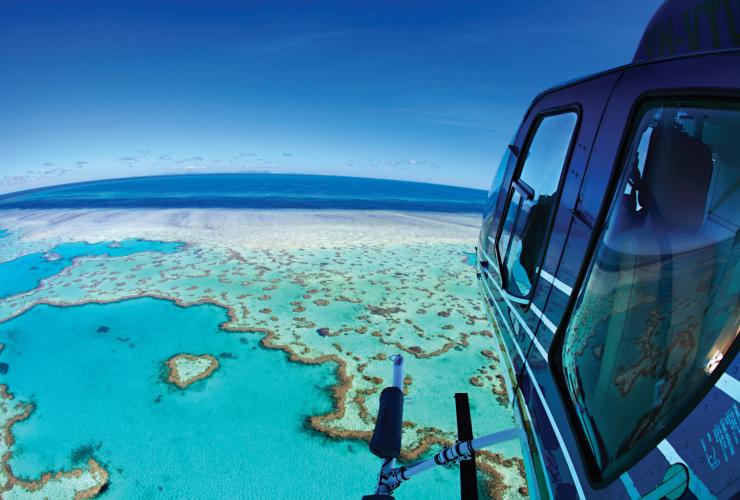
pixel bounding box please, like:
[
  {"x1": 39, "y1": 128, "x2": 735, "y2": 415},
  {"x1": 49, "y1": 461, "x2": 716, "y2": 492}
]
[
  {"x1": 0, "y1": 209, "x2": 481, "y2": 250},
  {"x1": 165, "y1": 354, "x2": 219, "y2": 389}
]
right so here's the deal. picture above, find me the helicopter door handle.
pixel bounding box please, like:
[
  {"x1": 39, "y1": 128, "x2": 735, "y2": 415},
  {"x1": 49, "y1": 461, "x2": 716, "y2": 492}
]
[{"x1": 512, "y1": 180, "x2": 534, "y2": 201}]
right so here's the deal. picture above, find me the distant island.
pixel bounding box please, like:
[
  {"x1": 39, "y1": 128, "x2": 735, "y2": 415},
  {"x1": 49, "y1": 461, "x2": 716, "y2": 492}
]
[{"x1": 165, "y1": 354, "x2": 219, "y2": 389}]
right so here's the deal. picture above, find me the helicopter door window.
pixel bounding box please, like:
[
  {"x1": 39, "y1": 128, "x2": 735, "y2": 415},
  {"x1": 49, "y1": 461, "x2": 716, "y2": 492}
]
[
  {"x1": 481, "y1": 137, "x2": 517, "y2": 260},
  {"x1": 559, "y1": 99, "x2": 740, "y2": 482},
  {"x1": 496, "y1": 111, "x2": 578, "y2": 299}
]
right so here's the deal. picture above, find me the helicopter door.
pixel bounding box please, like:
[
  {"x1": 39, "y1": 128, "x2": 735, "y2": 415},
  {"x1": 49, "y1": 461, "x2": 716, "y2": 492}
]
[
  {"x1": 546, "y1": 51, "x2": 740, "y2": 497},
  {"x1": 498, "y1": 76, "x2": 621, "y2": 368},
  {"x1": 479, "y1": 109, "x2": 578, "y2": 380},
  {"x1": 498, "y1": 72, "x2": 626, "y2": 499}
]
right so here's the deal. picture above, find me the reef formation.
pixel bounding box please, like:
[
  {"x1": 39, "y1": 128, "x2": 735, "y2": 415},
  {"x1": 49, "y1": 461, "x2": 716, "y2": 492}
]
[
  {"x1": 0, "y1": 209, "x2": 528, "y2": 499},
  {"x1": 165, "y1": 353, "x2": 219, "y2": 389}
]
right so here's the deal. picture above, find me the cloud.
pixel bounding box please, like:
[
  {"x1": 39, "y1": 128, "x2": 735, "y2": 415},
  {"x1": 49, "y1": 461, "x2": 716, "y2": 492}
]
[
  {"x1": 175, "y1": 156, "x2": 204, "y2": 164},
  {"x1": 238, "y1": 29, "x2": 356, "y2": 61},
  {"x1": 0, "y1": 175, "x2": 31, "y2": 185}
]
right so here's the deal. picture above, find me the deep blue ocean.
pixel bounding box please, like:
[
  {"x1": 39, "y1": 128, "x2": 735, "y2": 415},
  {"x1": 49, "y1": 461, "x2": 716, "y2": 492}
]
[{"x1": 0, "y1": 174, "x2": 487, "y2": 212}]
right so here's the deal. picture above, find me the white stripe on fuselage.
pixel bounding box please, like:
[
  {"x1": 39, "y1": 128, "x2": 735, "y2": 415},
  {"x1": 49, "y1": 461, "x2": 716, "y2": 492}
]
[
  {"x1": 539, "y1": 268, "x2": 573, "y2": 296},
  {"x1": 483, "y1": 268, "x2": 550, "y2": 363},
  {"x1": 717, "y1": 373, "x2": 740, "y2": 403},
  {"x1": 530, "y1": 302, "x2": 557, "y2": 335},
  {"x1": 483, "y1": 303, "x2": 555, "y2": 500},
  {"x1": 476, "y1": 247, "x2": 562, "y2": 341},
  {"x1": 481, "y1": 277, "x2": 586, "y2": 500}
]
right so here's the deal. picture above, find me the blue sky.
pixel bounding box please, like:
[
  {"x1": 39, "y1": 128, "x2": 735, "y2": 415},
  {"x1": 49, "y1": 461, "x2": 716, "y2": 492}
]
[{"x1": 0, "y1": 0, "x2": 662, "y2": 194}]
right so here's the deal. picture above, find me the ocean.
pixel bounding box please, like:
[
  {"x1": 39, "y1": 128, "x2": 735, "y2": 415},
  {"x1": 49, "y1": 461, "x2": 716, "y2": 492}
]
[{"x1": 0, "y1": 174, "x2": 487, "y2": 212}]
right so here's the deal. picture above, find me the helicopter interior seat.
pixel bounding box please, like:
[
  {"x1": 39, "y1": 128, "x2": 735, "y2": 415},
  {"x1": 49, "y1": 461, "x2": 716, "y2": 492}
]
[
  {"x1": 705, "y1": 125, "x2": 740, "y2": 227},
  {"x1": 691, "y1": 127, "x2": 740, "y2": 359},
  {"x1": 641, "y1": 122, "x2": 716, "y2": 374},
  {"x1": 591, "y1": 121, "x2": 714, "y2": 422}
]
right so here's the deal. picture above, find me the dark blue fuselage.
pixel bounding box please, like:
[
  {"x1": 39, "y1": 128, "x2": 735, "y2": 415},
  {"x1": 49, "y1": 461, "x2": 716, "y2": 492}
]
[{"x1": 476, "y1": 5, "x2": 740, "y2": 495}]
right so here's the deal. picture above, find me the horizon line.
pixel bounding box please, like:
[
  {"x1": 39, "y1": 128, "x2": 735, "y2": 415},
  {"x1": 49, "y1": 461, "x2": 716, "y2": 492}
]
[{"x1": 0, "y1": 171, "x2": 488, "y2": 200}]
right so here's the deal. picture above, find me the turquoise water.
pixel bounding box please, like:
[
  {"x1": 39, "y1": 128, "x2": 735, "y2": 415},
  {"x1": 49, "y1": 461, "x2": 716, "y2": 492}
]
[
  {"x1": 1, "y1": 298, "x2": 461, "y2": 498},
  {"x1": 0, "y1": 239, "x2": 183, "y2": 298},
  {"x1": 0, "y1": 202, "x2": 525, "y2": 496}
]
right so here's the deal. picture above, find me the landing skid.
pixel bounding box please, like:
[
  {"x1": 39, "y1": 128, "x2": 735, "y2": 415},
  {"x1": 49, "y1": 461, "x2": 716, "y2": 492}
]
[{"x1": 362, "y1": 355, "x2": 524, "y2": 499}]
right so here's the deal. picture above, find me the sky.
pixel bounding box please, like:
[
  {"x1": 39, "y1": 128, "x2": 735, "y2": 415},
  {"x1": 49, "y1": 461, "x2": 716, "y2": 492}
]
[{"x1": 0, "y1": 0, "x2": 663, "y2": 194}]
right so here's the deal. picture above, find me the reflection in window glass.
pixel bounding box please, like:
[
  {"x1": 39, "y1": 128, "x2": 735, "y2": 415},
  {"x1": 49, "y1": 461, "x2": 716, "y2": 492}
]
[
  {"x1": 497, "y1": 190, "x2": 522, "y2": 269},
  {"x1": 481, "y1": 143, "x2": 516, "y2": 258},
  {"x1": 561, "y1": 100, "x2": 740, "y2": 480},
  {"x1": 498, "y1": 112, "x2": 578, "y2": 297}
]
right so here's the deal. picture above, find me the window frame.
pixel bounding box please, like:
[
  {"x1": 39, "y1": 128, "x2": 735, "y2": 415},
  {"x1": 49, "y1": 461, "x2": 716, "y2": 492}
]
[
  {"x1": 493, "y1": 105, "x2": 582, "y2": 308},
  {"x1": 479, "y1": 140, "x2": 518, "y2": 261},
  {"x1": 549, "y1": 92, "x2": 740, "y2": 487}
]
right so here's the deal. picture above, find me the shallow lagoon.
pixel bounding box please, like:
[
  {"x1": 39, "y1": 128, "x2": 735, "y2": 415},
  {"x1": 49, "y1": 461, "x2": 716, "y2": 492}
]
[
  {"x1": 0, "y1": 239, "x2": 183, "y2": 297},
  {"x1": 2, "y1": 298, "x2": 464, "y2": 498}
]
